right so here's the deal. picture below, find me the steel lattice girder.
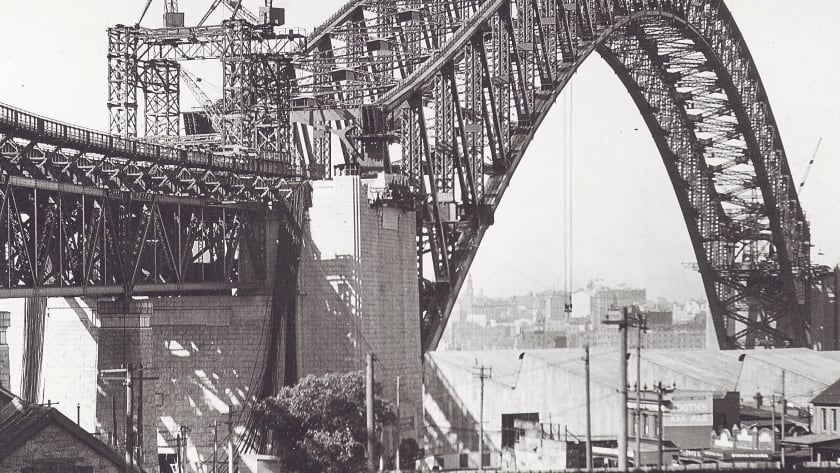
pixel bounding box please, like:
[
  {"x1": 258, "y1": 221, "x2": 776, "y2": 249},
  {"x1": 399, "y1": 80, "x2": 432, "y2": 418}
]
[
  {"x1": 0, "y1": 175, "x2": 267, "y2": 297},
  {"x1": 0, "y1": 104, "x2": 297, "y2": 201},
  {"x1": 301, "y1": 0, "x2": 810, "y2": 351}
]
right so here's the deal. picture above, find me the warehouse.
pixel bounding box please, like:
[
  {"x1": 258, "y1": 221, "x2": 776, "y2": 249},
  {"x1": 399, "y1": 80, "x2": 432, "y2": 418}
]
[{"x1": 423, "y1": 348, "x2": 840, "y2": 469}]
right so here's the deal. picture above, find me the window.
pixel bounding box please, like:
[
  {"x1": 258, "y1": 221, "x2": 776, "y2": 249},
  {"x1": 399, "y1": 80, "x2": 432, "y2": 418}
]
[
  {"x1": 643, "y1": 414, "x2": 649, "y2": 437},
  {"x1": 822, "y1": 408, "x2": 828, "y2": 432},
  {"x1": 0, "y1": 331, "x2": 5, "y2": 345},
  {"x1": 834, "y1": 409, "x2": 838, "y2": 432},
  {"x1": 501, "y1": 413, "x2": 539, "y2": 448},
  {"x1": 155, "y1": 393, "x2": 165, "y2": 407}
]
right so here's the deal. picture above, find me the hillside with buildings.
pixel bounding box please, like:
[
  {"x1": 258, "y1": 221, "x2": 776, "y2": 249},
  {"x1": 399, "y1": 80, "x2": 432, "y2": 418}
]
[{"x1": 441, "y1": 278, "x2": 714, "y2": 351}]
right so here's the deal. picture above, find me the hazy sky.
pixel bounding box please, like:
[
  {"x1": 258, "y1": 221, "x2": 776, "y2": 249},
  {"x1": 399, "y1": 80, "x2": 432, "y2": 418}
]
[{"x1": 0, "y1": 1, "x2": 837, "y2": 302}]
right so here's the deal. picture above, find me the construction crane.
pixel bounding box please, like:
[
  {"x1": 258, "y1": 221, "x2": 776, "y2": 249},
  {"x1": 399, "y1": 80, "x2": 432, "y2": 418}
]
[
  {"x1": 198, "y1": 0, "x2": 262, "y2": 27},
  {"x1": 798, "y1": 137, "x2": 823, "y2": 197},
  {"x1": 180, "y1": 69, "x2": 225, "y2": 136},
  {"x1": 137, "y1": 0, "x2": 183, "y2": 27}
]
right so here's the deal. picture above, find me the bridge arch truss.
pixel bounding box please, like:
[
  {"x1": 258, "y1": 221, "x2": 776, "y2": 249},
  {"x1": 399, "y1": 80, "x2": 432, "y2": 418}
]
[{"x1": 295, "y1": 0, "x2": 811, "y2": 351}]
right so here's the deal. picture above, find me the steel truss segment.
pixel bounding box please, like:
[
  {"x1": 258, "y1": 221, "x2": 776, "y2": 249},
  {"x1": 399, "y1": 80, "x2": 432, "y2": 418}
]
[
  {"x1": 0, "y1": 174, "x2": 267, "y2": 298},
  {"x1": 360, "y1": 0, "x2": 810, "y2": 351}
]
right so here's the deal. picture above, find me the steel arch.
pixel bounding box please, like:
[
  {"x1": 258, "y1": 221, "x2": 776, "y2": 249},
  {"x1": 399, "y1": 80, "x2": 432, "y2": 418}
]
[{"x1": 299, "y1": 0, "x2": 809, "y2": 351}]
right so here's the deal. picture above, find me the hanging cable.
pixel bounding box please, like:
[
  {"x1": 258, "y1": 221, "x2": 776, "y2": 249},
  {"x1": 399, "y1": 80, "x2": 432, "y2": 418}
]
[{"x1": 567, "y1": 80, "x2": 574, "y2": 314}]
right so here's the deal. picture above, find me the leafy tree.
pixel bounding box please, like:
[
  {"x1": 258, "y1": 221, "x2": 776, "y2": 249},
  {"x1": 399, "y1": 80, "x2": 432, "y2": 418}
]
[{"x1": 253, "y1": 370, "x2": 396, "y2": 473}]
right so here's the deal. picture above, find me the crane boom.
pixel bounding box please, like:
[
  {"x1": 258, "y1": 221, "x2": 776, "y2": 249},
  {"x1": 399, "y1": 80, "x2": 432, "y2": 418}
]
[
  {"x1": 164, "y1": 0, "x2": 178, "y2": 14},
  {"x1": 223, "y1": 0, "x2": 259, "y2": 24},
  {"x1": 180, "y1": 69, "x2": 225, "y2": 135},
  {"x1": 197, "y1": 0, "x2": 260, "y2": 27},
  {"x1": 798, "y1": 137, "x2": 823, "y2": 196}
]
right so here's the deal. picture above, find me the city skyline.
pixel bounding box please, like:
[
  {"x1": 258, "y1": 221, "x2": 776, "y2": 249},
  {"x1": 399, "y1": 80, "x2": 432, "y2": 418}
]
[{"x1": 0, "y1": 1, "x2": 837, "y2": 304}]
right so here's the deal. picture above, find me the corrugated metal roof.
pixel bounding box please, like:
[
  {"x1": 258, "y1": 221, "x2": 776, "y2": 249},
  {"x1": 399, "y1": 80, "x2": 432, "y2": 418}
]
[{"x1": 429, "y1": 348, "x2": 840, "y2": 402}]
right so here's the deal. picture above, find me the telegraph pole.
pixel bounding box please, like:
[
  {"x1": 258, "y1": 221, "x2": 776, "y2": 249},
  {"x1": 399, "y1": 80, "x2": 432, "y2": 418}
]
[
  {"x1": 583, "y1": 344, "x2": 592, "y2": 472},
  {"x1": 226, "y1": 409, "x2": 235, "y2": 473},
  {"x1": 602, "y1": 306, "x2": 631, "y2": 470},
  {"x1": 781, "y1": 369, "x2": 786, "y2": 468},
  {"x1": 396, "y1": 376, "x2": 401, "y2": 473},
  {"x1": 781, "y1": 369, "x2": 786, "y2": 442},
  {"x1": 654, "y1": 382, "x2": 673, "y2": 468},
  {"x1": 100, "y1": 366, "x2": 135, "y2": 472},
  {"x1": 473, "y1": 364, "x2": 492, "y2": 471},
  {"x1": 126, "y1": 365, "x2": 133, "y2": 472},
  {"x1": 367, "y1": 352, "x2": 376, "y2": 473},
  {"x1": 634, "y1": 312, "x2": 646, "y2": 467},
  {"x1": 657, "y1": 384, "x2": 664, "y2": 468},
  {"x1": 213, "y1": 420, "x2": 219, "y2": 473}
]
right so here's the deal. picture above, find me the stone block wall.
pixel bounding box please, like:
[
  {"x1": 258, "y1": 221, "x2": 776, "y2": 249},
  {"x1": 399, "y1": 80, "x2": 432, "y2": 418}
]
[
  {"x1": 94, "y1": 294, "x2": 275, "y2": 473},
  {"x1": 0, "y1": 424, "x2": 124, "y2": 473},
  {"x1": 296, "y1": 176, "x2": 423, "y2": 442}
]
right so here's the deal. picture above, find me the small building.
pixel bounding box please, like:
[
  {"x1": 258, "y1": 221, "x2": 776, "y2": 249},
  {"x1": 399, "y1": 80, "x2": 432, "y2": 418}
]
[
  {"x1": 779, "y1": 377, "x2": 840, "y2": 462},
  {"x1": 0, "y1": 398, "x2": 142, "y2": 473}
]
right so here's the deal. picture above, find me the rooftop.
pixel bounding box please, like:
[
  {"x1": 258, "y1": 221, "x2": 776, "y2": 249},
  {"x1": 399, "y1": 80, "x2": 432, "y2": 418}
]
[{"x1": 0, "y1": 398, "x2": 143, "y2": 472}]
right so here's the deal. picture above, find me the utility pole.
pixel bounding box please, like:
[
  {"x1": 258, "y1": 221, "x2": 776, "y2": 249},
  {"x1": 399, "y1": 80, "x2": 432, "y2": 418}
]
[
  {"x1": 473, "y1": 364, "x2": 492, "y2": 471},
  {"x1": 366, "y1": 352, "x2": 376, "y2": 473},
  {"x1": 781, "y1": 369, "x2": 786, "y2": 468},
  {"x1": 213, "y1": 420, "x2": 219, "y2": 473},
  {"x1": 634, "y1": 312, "x2": 646, "y2": 466},
  {"x1": 176, "y1": 433, "x2": 182, "y2": 473},
  {"x1": 657, "y1": 384, "x2": 664, "y2": 468},
  {"x1": 133, "y1": 367, "x2": 159, "y2": 468},
  {"x1": 396, "y1": 376, "x2": 401, "y2": 473},
  {"x1": 655, "y1": 382, "x2": 674, "y2": 468},
  {"x1": 179, "y1": 426, "x2": 190, "y2": 473},
  {"x1": 602, "y1": 306, "x2": 632, "y2": 470},
  {"x1": 225, "y1": 408, "x2": 236, "y2": 473},
  {"x1": 583, "y1": 344, "x2": 592, "y2": 472},
  {"x1": 770, "y1": 395, "x2": 776, "y2": 454},
  {"x1": 126, "y1": 366, "x2": 133, "y2": 473},
  {"x1": 100, "y1": 366, "x2": 135, "y2": 472},
  {"x1": 781, "y1": 369, "x2": 786, "y2": 442}
]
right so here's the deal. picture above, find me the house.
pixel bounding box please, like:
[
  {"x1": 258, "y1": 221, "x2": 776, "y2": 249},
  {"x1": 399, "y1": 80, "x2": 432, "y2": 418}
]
[
  {"x1": 0, "y1": 398, "x2": 143, "y2": 473},
  {"x1": 779, "y1": 378, "x2": 840, "y2": 462}
]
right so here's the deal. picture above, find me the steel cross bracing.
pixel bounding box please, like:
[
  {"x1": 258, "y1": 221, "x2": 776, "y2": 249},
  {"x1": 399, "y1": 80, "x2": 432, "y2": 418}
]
[
  {"x1": 0, "y1": 101, "x2": 285, "y2": 297},
  {"x1": 0, "y1": 175, "x2": 266, "y2": 298},
  {"x1": 292, "y1": 0, "x2": 810, "y2": 351}
]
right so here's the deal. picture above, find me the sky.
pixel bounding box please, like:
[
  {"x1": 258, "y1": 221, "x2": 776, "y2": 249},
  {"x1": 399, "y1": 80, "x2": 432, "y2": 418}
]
[{"x1": 0, "y1": 1, "x2": 838, "y2": 303}]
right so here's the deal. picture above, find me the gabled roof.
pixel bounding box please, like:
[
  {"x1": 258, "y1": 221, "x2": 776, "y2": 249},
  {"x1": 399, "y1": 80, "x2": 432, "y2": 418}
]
[
  {"x1": 812, "y1": 378, "x2": 840, "y2": 405},
  {"x1": 0, "y1": 399, "x2": 143, "y2": 472},
  {"x1": 0, "y1": 385, "x2": 16, "y2": 406}
]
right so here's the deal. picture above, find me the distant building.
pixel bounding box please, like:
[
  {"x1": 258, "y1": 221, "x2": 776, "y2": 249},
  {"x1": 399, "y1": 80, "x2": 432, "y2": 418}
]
[
  {"x1": 590, "y1": 287, "x2": 646, "y2": 327},
  {"x1": 517, "y1": 330, "x2": 567, "y2": 349},
  {"x1": 645, "y1": 310, "x2": 673, "y2": 329},
  {"x1": 585, "y1": 327, "x2": 707, "y2": 350},
  {"x1": 539, "y1": 291, "x2": 568, "y2": 320}
]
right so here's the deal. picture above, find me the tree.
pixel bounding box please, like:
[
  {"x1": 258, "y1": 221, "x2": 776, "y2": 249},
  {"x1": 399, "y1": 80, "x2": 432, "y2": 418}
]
[{"x1": 253, "y1": 370, "x2": 396, "y2": 473}]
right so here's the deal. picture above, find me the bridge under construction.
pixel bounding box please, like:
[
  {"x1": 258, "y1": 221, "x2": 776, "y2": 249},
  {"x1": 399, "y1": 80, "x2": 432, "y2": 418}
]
[{"x1": 0, "y1": 0, "x2": 837, "y2": 471}]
